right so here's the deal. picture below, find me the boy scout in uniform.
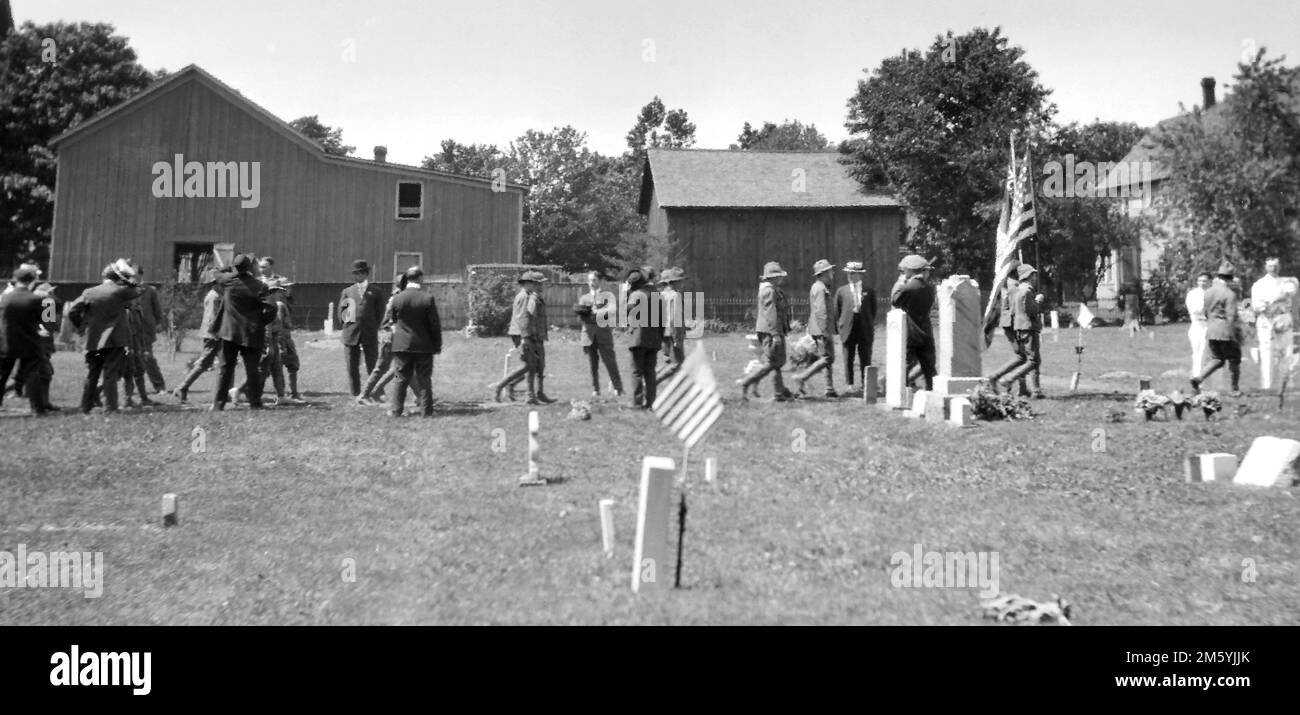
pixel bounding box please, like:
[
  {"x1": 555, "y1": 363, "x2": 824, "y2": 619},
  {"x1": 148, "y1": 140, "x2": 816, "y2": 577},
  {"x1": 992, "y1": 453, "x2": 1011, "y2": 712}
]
[
  {"x1": 494, "y1": 270, "x2": 555, "y2": 405},
  {"x1": 358, "y1": 274, "x2": 405, "y2": 406},
  {"x1": 988, "y1": 262, "x2": 1031, "y2": 396},
  {"x1": 987, "y1": 264, "x2": 1045, "y2": 396},
  {"x1": 737, "y1": 261, "x2": 795, "y2": 401},
  {"x1": 1191, "y1": 261, "x2": 1243, "y2": 397},
  {"x1": 172, "y1": 270, "x2": 221, "y2": 403},
  {"x1": 792, "y1": 259, "x2": 838, "y2": 397}
]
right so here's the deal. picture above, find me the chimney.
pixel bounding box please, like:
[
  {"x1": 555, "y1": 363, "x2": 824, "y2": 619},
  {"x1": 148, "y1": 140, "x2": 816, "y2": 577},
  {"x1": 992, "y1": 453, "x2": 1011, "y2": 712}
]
[
  {"x1": 373, "y1": 145, "x2": 388, "y2": 163},
  {"x1": 1201, "y1": 77, "x2": 1216, "y2": 109}
]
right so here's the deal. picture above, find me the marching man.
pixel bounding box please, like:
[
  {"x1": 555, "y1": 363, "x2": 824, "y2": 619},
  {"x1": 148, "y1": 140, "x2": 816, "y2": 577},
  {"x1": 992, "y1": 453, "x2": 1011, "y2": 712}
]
[
  {"x1": 1191, "y1": 261, "x2": 1243, "y2": 397},
  {"x1": 792, "y1": 259, "x2": 838, "y2": 397},
  {"x1": 737, "y1": 261, "x2": 795, "y2": 401},
  {"x1": 625, "y1": 267, "x2": 662, "y2": 409},
  {"x1": 494, "y1": 270, "x2": 555, "y2": 405},
  {"x1": 657, "y1": 267, "x2": 687, "y2": 383},
  {"x1": 987, "y1": 264, "x2": 1045, "y2": 397}
]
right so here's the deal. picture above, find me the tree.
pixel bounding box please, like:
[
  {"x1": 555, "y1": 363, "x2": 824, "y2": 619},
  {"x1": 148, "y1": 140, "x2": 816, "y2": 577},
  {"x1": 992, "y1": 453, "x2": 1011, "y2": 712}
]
[
  {"x1": 1034, "y1": 120, "x2": 1146, "y2": 302},
  {"x1": 731, "y1": 119, "x2": 830, "y2": 150},
  {"x1": 421, "y1": 139, "x2": 510, "y2": 179},
  {"x1": 625, "y1": 97, "x2": 696, "y2": 160},
  {"x1": 841, "y1": 27, "x2": 1055, "y2": 283},
  {"x1": 0, "y1": 21, "x2": 156, "y2": 271},
  {"x1": 288, "y1": 115, "x2": 355, "y2": 156}
]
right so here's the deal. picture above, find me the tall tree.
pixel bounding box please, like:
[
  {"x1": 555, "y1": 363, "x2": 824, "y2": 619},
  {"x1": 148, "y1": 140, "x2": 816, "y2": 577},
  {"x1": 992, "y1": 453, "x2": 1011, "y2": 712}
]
[
  {"x1": 731, "y1": 119, "x2": 830, "y2": 150},
  {"x1": 288, "y1": 115, "x2": 355, "y2": 156},
  {"x1": 0, "y1": 21, "x2": 155, "y2": 270},
  {"x1": 420, "y1": 139, "x2": 510, "y2": 179},
  {"x1": 842, "y1": 27, "x2": 1055, "y2": 282},
  {"x1": 625, "y1": 96, "x2": 696, "y2": 161}
]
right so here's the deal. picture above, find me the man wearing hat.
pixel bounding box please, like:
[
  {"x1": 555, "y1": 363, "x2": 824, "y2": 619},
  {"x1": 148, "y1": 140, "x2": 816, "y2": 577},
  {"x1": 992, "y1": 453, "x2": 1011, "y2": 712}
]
[
  {"x1": 0, "y1": 267, "x2": 53, "y2": 414},
  {"x1": 171, "y1": 269, "x2": 222, "y2": 403},
  {"x1": 792, "y1": 259, "x2": 839, "y2": 397},
  {"x1": 835, "y1": 260, "x2": 876, "y2": 393},
  {"x1": 625, "y1": 267, "x2": 663, "y2": 408},
  {"x1": 986, "y1": 261, "x2": 1031, "y2": 396},
  {"x1": 358, "y1": 273, "x2": 407, "y2": 406},
  {"x1": 66, "y1": 259, "x2": 143, "y2": 413},
  {"x1": 891, "y1": 255, "x2": 937, "y2": 391},
  {"x1": 657, "y1": 267, "x2": 688, "y2": 382},
  {"x1": 240, "y1": 276, "x2": 298, "y2": 404},
  {"x1": 338, "y1": 260, "x2": 386, "y2": 398},
  {"x1": 738, "y1": 262, "x2": 795, "y2": 401},
  {"x1": 1192, "y1": 261, "x2": 1243, "y2": 396},
  {"x1": 130, "y1": 264, "x2": 168, "y2": 394},
  {"x1": 211, "y1": 253, "x2": 273, "y2": 410},
  {"x1": 575, "y1": 270, "x2": 623, "y2": 397},
  {"x1": 494, "y1": 270, "x2": 555, "y2": 404},
  {"x1": 386, "y1": 266, "x2": 442, "y2": 417},
  {"x1": 987, "y1": 264, "x2": 1044, "y2": 396}
]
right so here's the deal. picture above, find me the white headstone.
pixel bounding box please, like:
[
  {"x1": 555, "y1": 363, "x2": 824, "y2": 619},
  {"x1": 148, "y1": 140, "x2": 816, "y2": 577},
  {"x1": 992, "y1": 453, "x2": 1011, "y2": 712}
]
[
  {"x1": 949, "y1": 397, "x2": 973, "y2": 426},
  {"x1": 632, "y1": 456, "x2": 677, "y2": 592},
  {"x1": 1233, "y1": 436, "x2": 1300, "y2": 487},
  {"x1": 907, "y1": 389, "x2": 929, "y2": 418},
  {"x1": 863, "y1": 365, "x2": 879, "y2": 404},
  {"x1": 161, "y1": 493, "x2": 179, "y2": 527},
  {"x1": 1187, "y1": 453, "x2": 1237, "y2": 482},
  {"x1": 937, "y1": 276, "x2": 982, "y2": 378},
  {"x1": 599, "y1": 499, "x2": 615, "y2": 558},
  {"x1": 925, "y1": 391, "x2": 950, "y2": 423},
  {"x1": 886, "y1": 309, "x2": 908, "y2": 408}
]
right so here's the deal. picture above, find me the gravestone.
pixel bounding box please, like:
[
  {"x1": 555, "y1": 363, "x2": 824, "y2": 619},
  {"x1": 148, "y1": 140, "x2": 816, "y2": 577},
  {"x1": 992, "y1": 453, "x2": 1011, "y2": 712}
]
[
  {"x1": 1186, "y1": 453, "x2": 1237, "y2": 483},
  {"x1": 886, "y1": 309, "x2": 908, "y2": 408},
  {"x1": 937, "y1": 276, "x2": 982, "y2": 381},
  {"x1": 925, "y1": 391, "x2": 950, "y2": 424},
  {"x1": 863, "y1": 366, "x2": 879, "y2": 404},
  {"x1": 949, "y1": 397, "x2": 973, "y2": 426},
  {"x1": 907, "y1": 389, "x2": 929, "y2": 418},
  {"x1": 599, "y1": 499, "x2": 615, "y2": 558},
  {"x1": 632, "y1": 456, "x2": 677, "y2": 592},
  {"x1": 1233, "y1": 436, "x2": 1300, "y2": 487}
]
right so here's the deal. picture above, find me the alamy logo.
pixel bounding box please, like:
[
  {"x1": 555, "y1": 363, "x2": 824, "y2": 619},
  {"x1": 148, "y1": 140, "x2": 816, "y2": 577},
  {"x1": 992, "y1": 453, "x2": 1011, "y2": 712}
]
[
  {"x1": 0, "y1": 544, "x2": 103, "y2": 598},
  {"x1": 890, "y1": 543, "x2": 999, "y2": 598},
  {"x1": 50, "y1": 645, "x2": 151, "y2": 695},
  {"x1": 151, "y1": 154, "x2": 261, "y2": 208},
  {"x1": 1041, "y1": 154, "x2": 1152, "y2": 202},
  {"x1": 596, "y1": 289, "x2": 705, "y2": 337}
]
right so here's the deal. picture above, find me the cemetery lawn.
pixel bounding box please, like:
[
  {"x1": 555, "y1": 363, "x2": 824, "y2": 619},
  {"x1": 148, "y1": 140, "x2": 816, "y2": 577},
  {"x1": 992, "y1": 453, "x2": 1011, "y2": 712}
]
[{"x1": 2, "y1": 323, "x2": 1298, "y2": 625}]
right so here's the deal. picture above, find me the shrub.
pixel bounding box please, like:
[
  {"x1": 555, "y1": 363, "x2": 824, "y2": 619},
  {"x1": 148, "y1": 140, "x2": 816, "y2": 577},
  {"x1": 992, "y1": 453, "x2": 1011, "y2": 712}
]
[
  {"x1": 968, "y1": 386, "x2": 1036, "y2": 420},
  {"x1": 157, "y1": 279, "x2": 207, "y2": 352},
  {"x1": 466, "y1": 272, "x2": 518, "y2": 336}
]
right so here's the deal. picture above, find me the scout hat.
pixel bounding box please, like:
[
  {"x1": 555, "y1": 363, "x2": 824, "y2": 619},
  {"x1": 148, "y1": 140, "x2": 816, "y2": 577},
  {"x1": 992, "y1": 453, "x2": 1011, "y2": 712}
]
[
  {"x1": 843, "y1": 261, "x2": 866, "y2": 273},
  {"x1": 1217, "y1": 260, "x2": 1235, "y2": 277},
  {"x1": 898, "y1": 255, "x2": 930, "y2": 271},
  {"x1": 351, "y1": 259, "x2": 371, "y2": 273},
  {"x1": 518, "y1": 270, "x2": 548, "y2": 284},
  {"x1": 658, "y1": 267, "x2": 686, "y2": 284},
  {"x1": 1017, "y1": 264, "x2": 1038, "y2": 281},
  {"x1": 812, "y1": 259, "x2": 835, "y2": 276},
  {"x1": 760, "y1": 262, "x2": 788, "y2": 279}
]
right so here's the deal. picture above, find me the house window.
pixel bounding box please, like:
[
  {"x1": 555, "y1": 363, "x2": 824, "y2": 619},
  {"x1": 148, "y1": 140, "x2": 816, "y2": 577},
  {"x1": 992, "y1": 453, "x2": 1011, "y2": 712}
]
[
  {"x1": 174, "y1": 243, "x2": 216, "y2": 283},
  {"x1": 397, "y1": 182, "x2": 422, "y2": 220}
]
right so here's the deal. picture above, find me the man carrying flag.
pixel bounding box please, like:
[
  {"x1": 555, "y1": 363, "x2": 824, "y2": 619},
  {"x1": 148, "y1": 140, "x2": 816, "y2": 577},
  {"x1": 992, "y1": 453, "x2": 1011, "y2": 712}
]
[{"x1": 982, "y1": 139, "x2": 1038, "y2": 350}]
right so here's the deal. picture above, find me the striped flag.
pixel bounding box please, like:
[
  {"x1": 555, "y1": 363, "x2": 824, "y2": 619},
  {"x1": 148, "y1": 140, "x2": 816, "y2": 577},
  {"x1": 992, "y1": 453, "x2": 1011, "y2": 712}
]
[
  {"x1": 652, "y1": 342, "x2": 724, "y2": 450},
  {"x1": 982, "y1": 137, "x2": 1039, "y2": 347}
]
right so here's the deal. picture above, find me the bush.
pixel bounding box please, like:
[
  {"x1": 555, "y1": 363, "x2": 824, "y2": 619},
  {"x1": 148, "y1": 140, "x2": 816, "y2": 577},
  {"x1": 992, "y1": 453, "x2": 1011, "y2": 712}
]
[
  {"x1": 968, "y1": 386, "x2": 1036, "y2": 420},
  {"x1": 466, "y1": 272, "x2": 518, "y2": 336},
  {"x1": 157, "y1": 279, "x2": 207, "y2": 351}
]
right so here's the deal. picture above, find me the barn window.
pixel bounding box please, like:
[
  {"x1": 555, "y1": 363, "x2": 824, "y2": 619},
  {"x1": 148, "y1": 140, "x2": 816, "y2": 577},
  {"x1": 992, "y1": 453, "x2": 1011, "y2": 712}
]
[
  {"x1": 174, "y1": 243, "x2": 216, "y2": 283},
  {"x1": 397, "y1": 182, "x2": 422, "y2": 220}
]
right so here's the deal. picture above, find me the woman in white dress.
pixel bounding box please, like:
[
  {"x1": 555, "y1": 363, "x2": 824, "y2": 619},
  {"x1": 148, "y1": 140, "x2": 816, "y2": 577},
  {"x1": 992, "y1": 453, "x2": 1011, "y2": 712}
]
[{"x1": 1186, "y1": 272, "x2": 1211, "y2": 376}]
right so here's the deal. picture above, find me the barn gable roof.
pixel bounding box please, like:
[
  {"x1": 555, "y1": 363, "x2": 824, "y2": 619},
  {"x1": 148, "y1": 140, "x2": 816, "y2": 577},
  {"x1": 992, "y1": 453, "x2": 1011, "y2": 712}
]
[
  {"x1": 639, "y1": 148, "x2": 899, "y2": 213},
  {"x1": 49, "y1": 64, "x2": 527, "y2": 192}
]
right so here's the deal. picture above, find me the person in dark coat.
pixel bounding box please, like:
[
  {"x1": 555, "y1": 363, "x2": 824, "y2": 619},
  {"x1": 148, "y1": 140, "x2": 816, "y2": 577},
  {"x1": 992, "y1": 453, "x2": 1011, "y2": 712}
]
[
  {"x1": 1191, "y1": 261, "x2": 1243, "y2": 397},
  {"x1": 0, "y1": 267, "x2": 52, "y2": 414},
  {"x1": 66, "y1": 260, "x2": 143, "y2": 413},
  {"x1": 386, "y1": 266, "x2": 442, "y2": 417},
  {"x1": 211, "y1": 253, "x2": 272, "y2": 410},
  {"x1": 338, "y1": 260, "x2": 386, "y2": 397},
  {"x1": 625, "y1": 268, "x2": 662, "y2": 409},
  {"x1": 890, "y1": 254, "x2": 937, "y2": 391},
  {"x1": 134, "y1": 265, "x2": 167, "y2": 392},
  {"x1": 834, "y1": 260, "x2": 876, "y2": 392}
]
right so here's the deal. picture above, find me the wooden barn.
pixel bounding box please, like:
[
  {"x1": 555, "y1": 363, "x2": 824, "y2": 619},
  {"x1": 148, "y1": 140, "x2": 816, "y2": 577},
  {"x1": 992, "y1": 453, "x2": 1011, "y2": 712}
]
[
  {"x1": 638, "y1": 148, "x2": 905, "y2": 322},
  {"x1": 48, "y1": 65, "x2": 526, "y2": 323}
]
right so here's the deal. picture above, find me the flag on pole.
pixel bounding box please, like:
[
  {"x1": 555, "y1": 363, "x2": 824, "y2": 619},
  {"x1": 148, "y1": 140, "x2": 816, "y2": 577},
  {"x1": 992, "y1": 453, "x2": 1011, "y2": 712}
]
[
  {"x1": 1076, "y1": 303, "x2": 1095, "y2": 329},
  {"x1": 652, "y1": 342, "x2": 724, "y2": 449},
  {"x1": 982, "y1": 136, "x2": 1039, "y2": 347}
]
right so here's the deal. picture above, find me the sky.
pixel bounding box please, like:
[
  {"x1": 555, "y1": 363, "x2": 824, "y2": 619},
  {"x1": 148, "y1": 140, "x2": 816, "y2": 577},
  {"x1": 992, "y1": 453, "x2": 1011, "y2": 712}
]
[{"x1": 21, "y1": 0, "x2": 1300, "y2": 165}]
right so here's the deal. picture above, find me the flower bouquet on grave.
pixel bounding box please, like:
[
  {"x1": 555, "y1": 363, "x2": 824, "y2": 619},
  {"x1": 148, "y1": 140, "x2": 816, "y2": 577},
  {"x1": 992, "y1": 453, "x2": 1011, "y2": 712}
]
[
  {"x1": 1190, "y1": 392, "x2": 1221, "y2": 420},
  {"x1": 1133, "y1": 390, "x2": 1170, "y2": 421},
  {"x1": 968, "y1": 386, "x2": 1036, "y2": 421},
  {"x1": 1167, "y1": 390, "x2": 1190, "y2": 420}
]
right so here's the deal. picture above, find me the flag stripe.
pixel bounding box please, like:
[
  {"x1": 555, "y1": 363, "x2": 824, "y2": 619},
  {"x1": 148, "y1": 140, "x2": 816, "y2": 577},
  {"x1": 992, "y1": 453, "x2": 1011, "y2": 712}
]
[
  {"x1": 683, "y1": 403, "x2": 724, "y2": 449},
  {"x1": 652, "y1": 342, "x2": 724, "y2": 452},
  {"x1": 668, "y1": 391, "x2": 711, "y2": 432},
  {"x1": 677, "y1": 393, "x2": 721, "y2": 441}
]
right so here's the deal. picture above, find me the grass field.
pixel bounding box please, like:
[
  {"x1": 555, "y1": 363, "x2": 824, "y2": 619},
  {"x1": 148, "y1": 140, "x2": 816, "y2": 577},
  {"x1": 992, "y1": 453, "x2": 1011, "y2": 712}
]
[{"x1": 2, "y1": 323, "x2": 1299, "y2": 625}]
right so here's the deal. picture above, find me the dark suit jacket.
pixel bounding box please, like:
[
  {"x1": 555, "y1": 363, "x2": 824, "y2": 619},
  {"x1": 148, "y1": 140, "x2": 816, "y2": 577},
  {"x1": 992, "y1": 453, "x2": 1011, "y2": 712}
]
[
  {"x1": 338, "y1": 282, "x2": 386, "y2": 346},
  {"x1": 138, "y1": 284, "x2": 164, "y2": 343},
  {"x1": 213, "y1": 269, "x2": 270, "y2": 348},
  {"x1": 627, "y1": 286, "x2": 662, "y2": 349},
  {"x1": 1204, "y1": 281, "x2": 1240, "y2": 342},
  {"x1": 67, "y1": 281, "x2": 141, "y2": 351},
  {"x1": 0, "y1": 289, "x2": 45, "y2": 357},
  {"x1": 388, "y1": 286, "x2": 442, "y2": 354},
  {"x1": 576, "y1": 289, "x2": 616, "y2": 347},
  {"x1": 891, "y1": 276, "x2": 935, "y2": 346},
  {"x1": 835, "y1": 282, "x2": 876, "y2": 343}
]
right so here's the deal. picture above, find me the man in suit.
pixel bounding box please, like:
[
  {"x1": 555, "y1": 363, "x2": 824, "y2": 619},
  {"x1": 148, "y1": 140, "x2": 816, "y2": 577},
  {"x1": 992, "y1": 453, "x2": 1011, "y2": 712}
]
[
  {"x1": 338, "y1": 259, "x2": 386, "y2": 397},
  {"x1": 737, "y1": 261, "x2": 795, "y2": 401},
  {"x1": 792, "y1": 259, "x2": 838, "y2": 397},
  {"x1": 890, "y1": 254, "x2": 937, "y2": 391},
  {"x1": 66, "y1": 259, "x2": 142, "y2": 413},
  {"x1": 1192, "y1": 261, "x2": 1243, "y2": 397},
  {"x1": 835, "y1": 260, "x2": 876, "y2": 393},
  {"x1": 211, "y1": 253, "x2": 273, "y2": 411},
  {"x1": 386, "y1": 266, "x2": 442, "y2": 418},
  {"x1": 576, "y1": 270, "x2": 623, "y2": 397},
  {"x1": 494, "y1": 270, "x2": 555, "y2": 405},
  {"x1": 988, "y1": 264, "x2": 1044, "y2": 397},
  {"x1": 625, "y1": 267, "x2": 662, "y2": 409},
  {"x1": 0, "y1": 267, "x2": 52, "y2": 415}
]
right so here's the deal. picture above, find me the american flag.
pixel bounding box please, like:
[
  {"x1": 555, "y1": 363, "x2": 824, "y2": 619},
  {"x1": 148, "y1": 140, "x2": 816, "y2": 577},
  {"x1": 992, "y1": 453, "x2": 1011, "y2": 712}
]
[
  {"x1": 982, "y1": 138, "x2": 1038, "y2": 347},
  {"x1": 652, "y1": 342, "x2": 724, "y2": 450}
]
